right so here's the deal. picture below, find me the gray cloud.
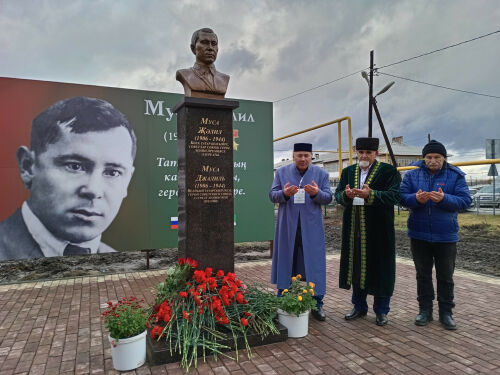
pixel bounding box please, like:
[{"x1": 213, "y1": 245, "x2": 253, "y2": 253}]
[{"x1": 0, "y1": 0, "x2": 499, "y2": 174}]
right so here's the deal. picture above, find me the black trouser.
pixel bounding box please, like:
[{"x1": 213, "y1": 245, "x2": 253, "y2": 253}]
[{"x1": 410, "y1": 239, "x2": 457, "y2": 315}]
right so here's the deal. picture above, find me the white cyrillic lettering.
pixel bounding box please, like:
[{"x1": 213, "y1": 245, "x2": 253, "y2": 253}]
[{"x1": 144, "y1": 100, "x2": 164, "y2": 116}]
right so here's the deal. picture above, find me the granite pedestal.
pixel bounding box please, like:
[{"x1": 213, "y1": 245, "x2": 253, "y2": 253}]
[
  {"x1": 173, "y1": 97, "x2": 239, "y2": 272},
  {"x1": 146, "y1": 323, "x2": 288, "y2": 366}
]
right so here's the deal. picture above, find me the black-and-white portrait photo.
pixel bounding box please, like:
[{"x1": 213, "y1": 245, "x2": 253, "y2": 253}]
[{"x1": 0, "y1": 96, "x2": 136, "y2": 260}]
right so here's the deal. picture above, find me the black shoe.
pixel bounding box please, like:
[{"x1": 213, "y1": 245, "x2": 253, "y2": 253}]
[
  {"x1": 439, "y1": 313, "x2": 457, "y2": 330},
  {"x1": 344, "y1": 308, "x2": 367, "y2": 321},
  {"x1": 415, "y1": 309, "x2": 433, "y2": 326},
  {"x1": 312, "y1": 307, "x2": 326, "y2": 321},
  {"x1": 375, "y1": 313, "x2": 388, "y2": 326}
]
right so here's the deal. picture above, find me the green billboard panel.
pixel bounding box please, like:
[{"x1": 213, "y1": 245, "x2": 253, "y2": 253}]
[{"x1": 0, "y1": 77, "x2": 274, "y2": 258}]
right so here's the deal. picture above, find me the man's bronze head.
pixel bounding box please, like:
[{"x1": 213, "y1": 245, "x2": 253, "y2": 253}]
[{"x1": 190, "y1": 28, "x2": 218, "y2": 65}]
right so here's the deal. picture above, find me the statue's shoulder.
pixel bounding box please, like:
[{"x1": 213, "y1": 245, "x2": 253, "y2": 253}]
[
  {"x1": 212, "y1": 69, "x2": 229, "y2": 84},
  {"x1": 217, "y1": 71, "x2": 230, "y2": 80},
  {"x1": 176, "y1": 68, "x2": 195, "y2": 81}
]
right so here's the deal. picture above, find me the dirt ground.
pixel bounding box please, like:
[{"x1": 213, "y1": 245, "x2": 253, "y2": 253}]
[{"x1": 1, "y1": 208, "x2": 498, "y2": 284}]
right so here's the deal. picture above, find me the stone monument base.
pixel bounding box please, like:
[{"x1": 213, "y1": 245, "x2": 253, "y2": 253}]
[
  {"x1": 174, "y1": 97, "x2": 239, "y2": 273},
  {"x1": 146, "y1": 323, "x2": 288, "y2": 366}
]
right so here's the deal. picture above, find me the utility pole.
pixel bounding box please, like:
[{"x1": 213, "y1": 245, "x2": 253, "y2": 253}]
[
  {"x1": 373, "y1": 99, "x2": 397, "y2": 166},
  {"x1": 368, "y1": 50, "x2": 374, "y2": 137},
  {"x1": 361, "y1": 52, "x2": 396, "y2": 165},
  {"x1": 427, "y1": 133, "x2": 431, "y2": 143}
]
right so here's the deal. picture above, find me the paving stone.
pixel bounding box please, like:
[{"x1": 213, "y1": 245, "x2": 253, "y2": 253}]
[{"x1": 0, "y1": 258, "x2": 499, "y2": 374}]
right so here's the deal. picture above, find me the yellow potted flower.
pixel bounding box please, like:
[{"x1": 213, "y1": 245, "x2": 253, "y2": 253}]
[{"x1": 277, "y1": 275, "x2": 317, "y2": 337}]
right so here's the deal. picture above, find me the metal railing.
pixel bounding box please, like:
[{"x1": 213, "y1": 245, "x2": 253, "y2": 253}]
[
  {"x1": 273, "y1": 116, "x2": 353, "y2": 178},
  {"x1": 397, "y1": 159, "x2": 499, "y2": 216},
  {"x1": 397, "y1": 159, "x2": 500, "y2": 171}
]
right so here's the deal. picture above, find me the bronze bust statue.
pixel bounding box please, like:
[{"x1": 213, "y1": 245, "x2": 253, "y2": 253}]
[{"x1": 176, "y1": 28, "x2": 230, "y2": 99}]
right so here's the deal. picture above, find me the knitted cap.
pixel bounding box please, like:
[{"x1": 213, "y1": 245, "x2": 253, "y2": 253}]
[{"x1": 422, "y1": 140, "x2": 447, "y2": 157}]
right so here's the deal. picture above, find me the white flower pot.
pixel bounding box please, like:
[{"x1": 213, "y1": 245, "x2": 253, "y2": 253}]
[
  {"x1": 277, "y1": 309, "x2": 310, "y2": 338},
  {"x1": 109, "y1": 330, "x2": 146, "y2": 371}
]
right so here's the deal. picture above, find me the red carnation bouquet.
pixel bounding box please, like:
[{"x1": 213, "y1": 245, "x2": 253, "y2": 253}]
[{"x1": 149, "y1": 258, "x2": 279, "y2": 370}]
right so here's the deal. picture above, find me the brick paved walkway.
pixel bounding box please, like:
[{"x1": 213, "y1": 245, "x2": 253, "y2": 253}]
[{"x1": 1, "y1": 255, "x2": 499, "y2": 374}]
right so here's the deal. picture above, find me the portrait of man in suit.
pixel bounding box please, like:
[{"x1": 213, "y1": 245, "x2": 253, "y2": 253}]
[
  {"x1": 176, "y1": 27, "x2": 230, "y2": 99},
  {"x1": 0, "y1": 96, "x2": 136, "y2": 260}
]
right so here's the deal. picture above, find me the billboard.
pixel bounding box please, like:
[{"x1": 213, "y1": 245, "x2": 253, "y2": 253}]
[{"x1": 0, "y1": 77, "x2": 274, "y2": 260}]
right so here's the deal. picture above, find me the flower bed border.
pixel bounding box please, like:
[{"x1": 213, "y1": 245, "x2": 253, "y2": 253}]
[{"x1": 146, "y1": 322, "x2": 288, "y2": 366}]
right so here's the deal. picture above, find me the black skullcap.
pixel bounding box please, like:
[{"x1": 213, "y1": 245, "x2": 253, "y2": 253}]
[
  {"x1": 294, "y1": 143, "x2": 312, "y2": 152},
  {"x1": 355, "y1": 137, "x2": 379, "y2": 151},
  {"x1": 422, "y1": 140, "x2": 447, "y2": 157}
]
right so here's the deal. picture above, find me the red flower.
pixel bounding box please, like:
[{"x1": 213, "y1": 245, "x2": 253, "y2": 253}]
[
  {"x1": 157, "y1": 301, "x2": 173, "y2": 323},
  {"x1": 186, "y1": 258, "x2": 198, "y2": 268},
  {"x1": 198, "y1": 284, "x2": 207, "y2": 293},
  {"x1": 204, "y1": 267, "x2": 213, "y2": 277},
  {"x1": 183, "y1": 311, "x2": 189, "y2": 320},
  {"x1": 150, "y1": 325, "x2": 163, "y2": 339},
  {"x1": 208, "y1": 277, "x2": 217, "y2": 291},
  {"x1": 216, "y1": 270, "x2": 224, "y2": 278},
  {"x1": 244, "y1": 311, "x2": 251, "y2": 317},
  {"x1": 107, "y1": 301, "x2": 113, "y2": 307},
  {"x1": 179, "y1": 291, "x2": 188, "y2": 298},
  {"x1": 193, "y1": 270, "x2": 206, "y2": 284},
  {"x1": 236, "y1": 292, "x2": 245, "y2": 304},
  {"x1": 178, "y1": 258, "x2": 186, "y2": 265},
  {"x1": 241, "y1": 318, "x2": 248, "y2": 327}
]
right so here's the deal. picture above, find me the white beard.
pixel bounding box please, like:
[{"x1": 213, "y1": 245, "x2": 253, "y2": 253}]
[{"x1": 359, "y1": 160, "x2": 370, "y2": 168}]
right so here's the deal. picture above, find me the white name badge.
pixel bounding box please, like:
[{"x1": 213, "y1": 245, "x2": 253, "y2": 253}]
[
  {"x1": 294, "y1": 189, "x2": 305, "y2": 204},
  {"x1": 353, "y1": 197, "x2": 365, "y2": 206}
]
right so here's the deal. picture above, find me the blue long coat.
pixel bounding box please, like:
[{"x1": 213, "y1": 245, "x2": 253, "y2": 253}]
[{"x1": 269, "y1": 163, "x2": 332, "y2": 296}]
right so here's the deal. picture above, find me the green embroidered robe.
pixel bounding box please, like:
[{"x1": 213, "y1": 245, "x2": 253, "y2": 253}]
[{"x1": 335, "y1": 161, "x2": 401, "y2": 296}]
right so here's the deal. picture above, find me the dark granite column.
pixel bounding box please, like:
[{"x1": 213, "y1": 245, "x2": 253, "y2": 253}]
[{"x1": 173, "y1": 97, "x2": 239, "y2": 272}]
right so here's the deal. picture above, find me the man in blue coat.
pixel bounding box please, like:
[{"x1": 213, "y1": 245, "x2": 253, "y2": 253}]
[
  {"x1": 270, "y1": 143, "x2": 332, "y2": 321},
  {"x1": 400, "y1": 140, "x2": 471, "y2": 330}
]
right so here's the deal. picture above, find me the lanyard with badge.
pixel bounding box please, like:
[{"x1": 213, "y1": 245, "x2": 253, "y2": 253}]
[
  {"x1": 353, "y1": 167, "x2": 367, "y2": 206},
  {"x1": 294, "y1": 176, "x2": 306, "y2": 204}
]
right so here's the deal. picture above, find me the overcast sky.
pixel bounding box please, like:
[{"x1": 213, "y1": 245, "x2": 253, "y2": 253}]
[{"x1": 1, "y1": 0, "x2": 499, "y2": 180}]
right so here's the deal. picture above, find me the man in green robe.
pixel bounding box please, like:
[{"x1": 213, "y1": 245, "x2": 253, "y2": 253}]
[{"x1": 335, "y1": 137, "x2": 401, "y2": 326}]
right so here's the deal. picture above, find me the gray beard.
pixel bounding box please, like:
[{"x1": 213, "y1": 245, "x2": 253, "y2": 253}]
[{"x1": 359, "y1": 160, "x2": 370, "y2": 168}]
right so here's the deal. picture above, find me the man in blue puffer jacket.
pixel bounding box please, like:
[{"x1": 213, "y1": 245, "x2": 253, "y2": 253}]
[{"x1": 400, "y1": 140, "x2": 471, "y2": 330}]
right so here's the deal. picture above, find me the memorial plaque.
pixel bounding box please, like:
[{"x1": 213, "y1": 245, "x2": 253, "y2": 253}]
[{"x1": 174, "y1": 96, "x2": 239, "y2": 272}]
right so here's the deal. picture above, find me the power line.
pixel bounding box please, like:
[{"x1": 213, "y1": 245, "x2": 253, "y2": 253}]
[
  {"x1": 379, "y1": 72, "x2": 500, "y2": 99},
  {"x1": 273, "y1": 69, "x2": 366, "y2": 103},
  {"x1": 272, "y1": 29, "x2": 500, "y2": 103},
  {"x1": 377, "y1": 29, "x2": 500, "y2": 70}
]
